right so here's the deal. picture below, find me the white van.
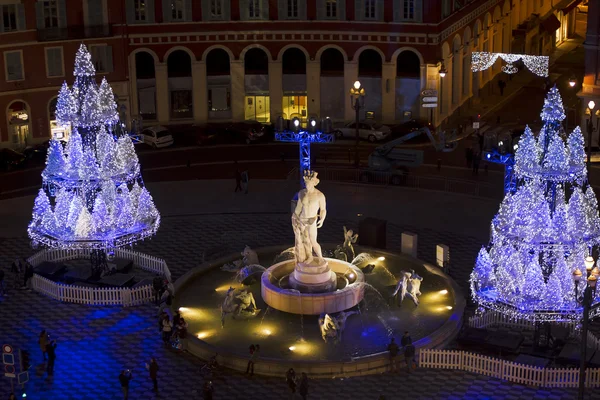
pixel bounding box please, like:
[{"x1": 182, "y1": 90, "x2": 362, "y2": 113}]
[{"x1": 141, "y1": 126, "x2": 174, "y2": 149}]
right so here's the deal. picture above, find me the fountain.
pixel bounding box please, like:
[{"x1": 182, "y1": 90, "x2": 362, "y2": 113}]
[{"x1": 261, "y1": 171, "x2": 365, "y2": 315}]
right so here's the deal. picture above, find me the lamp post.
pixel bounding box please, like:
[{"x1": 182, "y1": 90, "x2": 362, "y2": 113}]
[
  {"x1": 587, "y1": 101, "x2": 596, "y2": 167},
  {"x1": 350, "y1": 80, "x2": 365, "y2": 167},
  {"x1": 573, "y1": 255, "x2": 599, "y2": 400},
  {"x1": 439, "y1": 64, "x2": 447, "y2": 119},
  {"x1": 569, "y1": 75, "x2": 577, "y2": 88}
]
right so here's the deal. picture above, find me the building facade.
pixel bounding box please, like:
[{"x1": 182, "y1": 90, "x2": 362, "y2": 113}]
[
  {"x1": 579, "y1": 0, "x2": 600, "y2": 147},
  {"x1": 0, "y1": 0, "x2": 581, "y2": 146}
]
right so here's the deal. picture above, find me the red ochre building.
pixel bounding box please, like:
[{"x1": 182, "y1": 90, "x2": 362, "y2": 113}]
[{"x1": 0, "y1": 0, "x2": 582, "y2": 146}]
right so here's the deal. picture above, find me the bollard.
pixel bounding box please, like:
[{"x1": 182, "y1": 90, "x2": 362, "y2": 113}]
[
  {"x1": 401, "y1": 232, "x2": 418, "y2": 258},
  {"x1": 436, "y1": 244, "x2": 450, "y2": 269}
]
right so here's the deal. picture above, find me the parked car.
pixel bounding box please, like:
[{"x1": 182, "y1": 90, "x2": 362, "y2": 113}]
[
  {"x1": 0, "y1": 148, "x2": 27, "y2": 171},
  {"x1": 224, "y1": 120, "x2": 273, "y2": 144},
  {"x1": 23, "y1": 141, "x2": 50, "y2": 164},
  {"x1": 141, "y1": 126, "x2": 174, "y2": 148},
  {"x1": 332, "y1": 121, "x2": 391, "y2": 142},
  {"x1": 389, "y1": 119, "x2": 435, "y2": 139}
]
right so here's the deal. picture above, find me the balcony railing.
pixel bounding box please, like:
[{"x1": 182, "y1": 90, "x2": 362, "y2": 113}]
[{"x1": 36, "y1": 25, "x2": 112, "y2": 42}]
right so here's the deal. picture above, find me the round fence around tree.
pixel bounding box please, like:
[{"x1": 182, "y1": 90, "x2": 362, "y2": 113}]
[{"x1": 27, "y1": 248, "x2": 170, "y2": 306}]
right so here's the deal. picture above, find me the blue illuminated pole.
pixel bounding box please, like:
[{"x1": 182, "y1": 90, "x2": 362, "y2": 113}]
[{"x1": 275, "y1": 119, "x2": 334, "y2": 186}]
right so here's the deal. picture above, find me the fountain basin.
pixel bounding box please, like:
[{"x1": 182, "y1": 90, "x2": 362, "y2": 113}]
[{"x1": 261, "y1": 258, "x2": 365, "y2": 315}]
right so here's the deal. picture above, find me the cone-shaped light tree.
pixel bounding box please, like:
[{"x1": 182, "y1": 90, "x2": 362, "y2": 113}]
[
  {"x1": 471, "y1": 86, "x2": 600, "y2": 322},
  {"x1": 28, "y1": 44, "x2": 160, "y2": 249}
]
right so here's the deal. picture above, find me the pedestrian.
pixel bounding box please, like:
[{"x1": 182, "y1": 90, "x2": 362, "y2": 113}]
[
  {"x1": 46, "y1": 339, "x2": 57, "y2": 376},
  {"x1": 203, "y1": 380, "x2": 214, "y2": 400},
  {"x1": 387, "y1": 337, "x2": 400, "y2": 373},
  {"x1": 498, "y1": 79, "x2": 506, "y2": 96},
  {"x1": 161, "y1": 315, "x2": 173, "y2": 346},
  {"x1": 401, "y1": 331, "x2": 412, "y2": 347},
  {"x1": 246, "y1": 344, "x2": 255, "y2": 375},
  {"x1": 39, "y1": 330, "x2": 48, "y2": 361},
  {"x1": 0, "y1": 268, "x2": 5, "y2": 296},
  {"x1": 286, "y1": 368, "x2": 297, "y2": 394},
  {"x1": 175, "y1": 314, "x2": 189, "y2": 350},
  {"x1": 158, "y1": 291, "x2": 173, "y2": 318},
  {"x1": 234, "y1": 162, "x2": 242, "y2": 192},
  {"x1": 404, "y1": 343, "x2": 416, "y2": 373},
  {"x1": 298, "y1": 372, "x2": 308, "y2": 400},
  {"x1": 146, "y1": 358, "x2": 159, "y2": 392},
  {"x1": 465, "y1": 147, "x2": 473, "y2": 168},
  {"x1": 241, "y1": 170, "x2": 249, "y2": 194},
  {"x1": 152, "y1": 275, "x2": 163, "y2": 306},
  {"x1": 23, "y1": 262, "x2": 33, "y2": 289},
  {"x1": 473, "y1": 152, "x2": 481, "y2": 175},
  {"x1": 119, "y1": 369, "x2": 132, "y2": 400}
]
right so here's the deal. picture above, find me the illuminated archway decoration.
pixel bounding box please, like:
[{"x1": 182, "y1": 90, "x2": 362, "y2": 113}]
[{"x1": 471, "y1": 52, "x2": 549, "y2": 77}]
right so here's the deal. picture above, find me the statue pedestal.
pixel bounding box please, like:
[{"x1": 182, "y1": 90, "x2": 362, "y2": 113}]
[{"x1": 289, "y1": 260, "x2": 337, "y2": 293}]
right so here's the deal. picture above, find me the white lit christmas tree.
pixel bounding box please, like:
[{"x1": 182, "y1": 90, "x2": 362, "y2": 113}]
[
  {"x1": 470, "y1": 86, "x2": 600, "y2": 322},
  {"x1": 28, "y1": 44, "x2": 160, "y2": 249}
]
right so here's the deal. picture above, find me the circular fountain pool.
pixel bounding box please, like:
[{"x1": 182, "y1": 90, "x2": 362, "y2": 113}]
[{"x1": 174, "y1": 245, "x2": 463, "y2": 376}]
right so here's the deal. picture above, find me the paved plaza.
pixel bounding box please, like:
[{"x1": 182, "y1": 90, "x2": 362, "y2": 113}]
[{"x1": 0, "y1": 180, "x2": 591, "y2": 399}]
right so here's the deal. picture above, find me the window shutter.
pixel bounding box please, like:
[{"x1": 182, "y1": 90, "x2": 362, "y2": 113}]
[
  {"x1": 261, "y1": 0, "x2": 269, "y2": 19},
  {"x1": 393, "y1": 0, "x2": 400, "y2": 21},
  {"x1": 316, "y1": 0, "x2": 324, "y2": 19},
  {"x1": 223, "y1": 0, "x2": 230, "y2": 20},
  {"x1": 201, "y1": 0, "x2": 208, "y2": 20},
  {"x1": 376, "y1": 0, "x2": 383, "y2": 20},
  {"x1": 57, "y1": 0, "x2": 67, "y2": 27},
  {"x1": 354, "y1": 0, "x2": 362, "y2": 20},
  {"x1": 277, "y1": 0, "x2": 285, "y2": 19},
  {"x1": 106, "y1": 46, "x2": 114, "y2": 73},
  {"x1": 162, "y1": 0, "x2": 171, "y2": 22},
  {"x1": 16, "y1": 4, "x2": 26, "y2": 30},
  {"x1": 6, "y1": 52, "x2": 23, "y2": 80},
  {"x1": 415, "y1": 0, "x2": 422, "y2": 22},
  {"x1": 337, "y1": 0, "x2": 345, "y2": 20},
  {"x1": 239, "y1": 0, "x2": 248, "y2": 20},
  {"x1": 298, "y1": 0, "x2": 306, "y2": 19},
  {"x1": 47, "y1": 49, "x2": 56, "y2": 76},
  {"x1": 184, "y1": 0, "x2": 192, "y2": 21},
  {"x1": 146, "y1": 0, "x2": 156, "y2": 22},
  {"x1": 35, "y1": 2, "x2": 45, "y2": 29}
]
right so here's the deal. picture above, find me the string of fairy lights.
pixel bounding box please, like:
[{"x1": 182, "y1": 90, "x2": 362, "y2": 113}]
[
  {"x1": 471, "y1": 52, "x2": 549, "y2": 77},
  {"x1": 470, "y1": 86, "x2": 600, "y2": 322},
  {"x1": 28, "y1": 44, "x2": 160, "y2": 250}
]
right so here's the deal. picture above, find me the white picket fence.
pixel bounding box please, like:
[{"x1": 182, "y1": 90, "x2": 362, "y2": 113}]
[
  {"x1": 28, "y1": 248, "x2": 169, "y2": 307},
  {"x1": 468, "y1": 311, "x2": 600, "y2": 350},
  {"x1": 420, "y1": 349, "x2": 600, "y2": 388}
]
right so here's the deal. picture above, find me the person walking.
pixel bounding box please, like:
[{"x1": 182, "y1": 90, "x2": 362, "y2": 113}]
[
  {"x1": 241, "y1": 170, "x2": 249, "y2": 194},
  {"x1": 387, "y1": 338, "x2": 400, "y2": 373},
  {"x1": 119, "y1": 369, "x2": 132, "y2": 399},
  {"x1": 146, "y1": 358, "x2": 159, "y2": 392},
  {"x1": 404, "y1": 343, "x2": 416, "y2": 373},
  {"x1": 46, "y1": 339, "x2": 57, "y2": 376},
  {"x1": 246, "y1": 344, "x2": 255, "y2": 375},
  {"x1": 234, "y1": 163, "x2": 242, "y2": 193},
  {"x1": 298, "y1": 372, "x2": 308, "y2": 400},
  {"x1": 203, "y1": 380, "x2": 214, "y2": 400},
  {"x1": 465, "y1": 147, "x2": 473, "y2": 168},
  {"x1": 161, "y1": 315, "x2": 173, "y2": 346},
  {"x1": 152, "y1": 275, "x2": 163, "y2": 306},
  {"x1": 246, "y1": 344, "x2": 259, "y2": 376},
  {"x1": 286, "y1": 368, "x2": 297, "y2": 395},
  {"x1": 158, "y1": 292, "x2": 173, "y2": 318},
  {"x1": 473, "y1": 151, "x2": 481, "y2": 175},
  {"x1": 23, "y1": 262, "x2": 33, "y2": 289},
  {"x1": 400, "y1": 331, "x2": 412, "y2": 347},
  {"x1": 39, "y1": 330, "x2": 49, "y2": 361},
  {"x1": 498, "y1": 79, "x2": 506, "y2": 96}
]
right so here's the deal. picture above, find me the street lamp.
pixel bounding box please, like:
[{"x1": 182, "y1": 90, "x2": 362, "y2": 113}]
[
  {"x1": 569, "y1": 75, "x2": 577, "y2": 88},
  {"x1": 439, "y1": 63, "x2": 447, "y2": 78},
  {"x1": 350, "y1": 80, "x2": 365, "y2": 167},
  {"x1": 573, "y1": 255, "x2": 599, "y2": 400},
  {"x1": 587, "y1": 101, "x2": 596, "y2": 167},
  {"x1": 439, "y1": 63, "x2": 447, "y2": 117}
]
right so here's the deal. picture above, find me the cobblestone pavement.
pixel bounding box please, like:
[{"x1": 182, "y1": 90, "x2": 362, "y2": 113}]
[{"x1": 0, "y1": 181, "x2": 589, "y2": 399}]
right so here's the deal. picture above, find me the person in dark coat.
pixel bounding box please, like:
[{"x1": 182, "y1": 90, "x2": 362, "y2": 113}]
[
  {"x1": 234, "y1": 162, "x2": 242, "y2": 192},
  {"x1": 465, "y1": 147, "x2": 474, "y2": 168},
  {"x1": 387, "y1": 338, "x2": 400, "y2": 373},
  {"x1": 400, "y1": 331, "x2": 412, "y2": 347},
  {"x1": 22, "y1": 262, "x2": 33, "y2": 289},
  {"x1": 39, "y1": 330, "x2": 48, "y2": 361},
  {"x1": 119, "y1": 369, "x2": 132, "y2": 399},
  {"x1": 46, "y1": 340, "x2": 57, "y2": 376},
  {"x1": 404, "y1": 344, "x2": 416, "y2": 373},
  {"x1": 298, "y1": 372, "x2": 308, "y2": 400},
  {"x1": 146, "y1": 358, "x2": 159, "y2": 392},
  {"x1": 203, "y1": 380, "x2": 214, "y2": 400},
  {"x1": 286, "y1": 368, "x2": 297, "y2": 394},
  {"x1": 152, "y1": 276, "x2": 164, "y2": 306}
]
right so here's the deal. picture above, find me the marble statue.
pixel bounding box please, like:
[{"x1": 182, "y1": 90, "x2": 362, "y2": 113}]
[
  {"x1": 220, "y1": 287, "x2": 260, "y2": 327},
  {"x1": 342, "y1": 226, "x2": 359, "y2": 261},
  {"x1": 392, "y1": 270, "x2": 423, "y2": 306},
  {"x1": 318, "y1": 310, "x2": 358, "y2": 343},
  {"x1": 333, "y1": 245, "x2": 348, "y2": 262},
  {"x1": 221, "y1": 246, "x2": 260, "y2": 272},
  {"x1": 292, "y1": 171, "x2": 327, "y2": 265}
]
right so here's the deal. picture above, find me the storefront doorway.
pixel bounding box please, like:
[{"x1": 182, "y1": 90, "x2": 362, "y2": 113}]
[
  {"x1": 7, "y1": 100, "x2": 31, "y2": 146},
  {"x1": 282, "y1": 95, "x2": 307, "y2": 125}
]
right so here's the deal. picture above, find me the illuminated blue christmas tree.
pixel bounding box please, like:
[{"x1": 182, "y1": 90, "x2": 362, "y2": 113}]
[
  {"x1": 471, "y1": 87, "x2": 600, "y2": 322},
  {"x1": 28, "y1": 44, "x2": 160, "y2": 250}
]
